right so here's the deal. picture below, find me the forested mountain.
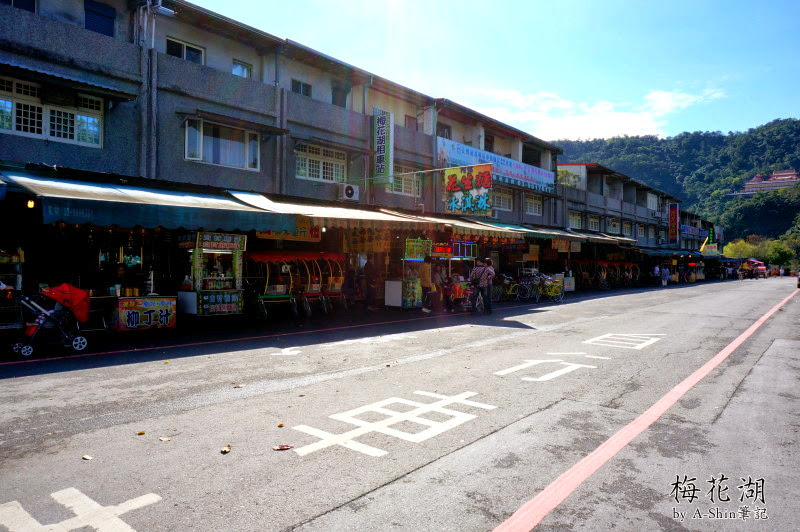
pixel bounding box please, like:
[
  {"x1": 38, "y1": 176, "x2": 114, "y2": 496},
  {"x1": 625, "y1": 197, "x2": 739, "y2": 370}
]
[{"x1": 553, "y1": 118, "x2": 800, "y2": 239}]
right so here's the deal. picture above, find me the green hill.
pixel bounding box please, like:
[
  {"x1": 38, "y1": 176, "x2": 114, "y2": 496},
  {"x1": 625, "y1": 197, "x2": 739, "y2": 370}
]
[{"x1": 553, "y1": 118, "x2": 800, "y2": 239}]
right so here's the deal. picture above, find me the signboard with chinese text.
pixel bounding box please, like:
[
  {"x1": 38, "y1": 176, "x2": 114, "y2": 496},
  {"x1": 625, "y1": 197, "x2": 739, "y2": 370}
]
[
  {"x1": 179, "y1": 232, "x2": 247, "y2": 251},
  {"x1": 113, "y1": 297, "x2": 176, "y2": 331},
  {"x1": 570, "y1": 241, "x2": 582, "y2": 253},
  {"x1": 373, "y1": 107, "x2": 394, "y2": 183},
  {"x1": 431, "y1": 243, "x2": 453, "y2": 258},
  {"x1": 404, "y1": 239, "x2": 432, "y2": 260},
  {"x1": 437, "y1": 137, "x2": 554, "y2": 193},
  {"x1": 256, "y1": 216, "x2": 320, "y2": 242},
  {"x1": 668, "y1": 204, "x2": 680, "y2": 244},
  {"x1": 552, "y1": 239, "x2": 570, "y2": 253},
  {"x1": 443, "y1": 164, "x2": 493, "y2": 216},
  {"x1": 198, "y1": 290, "x2": 243, "y2": 315},
  {"x1": 703, "y1": 243, "x2": 719, "y2": 256}
]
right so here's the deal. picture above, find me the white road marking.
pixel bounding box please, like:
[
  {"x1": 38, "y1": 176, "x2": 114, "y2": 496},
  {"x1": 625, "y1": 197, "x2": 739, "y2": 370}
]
[
  {"x1": 270, "y1": 347, "x2": 303, "y2": 356},
  {"x1": 584, "y1": 355, "x2": 612, "y2": 360},
  {"x1": 521, "y1": 362, "x2": 597, "y2": 382},
  {"x1": 495, "y1": 359, "x2": 564, "y2": 376},
  {"x1": 0, "y1": 488, "x2": 161, "y2": 531},
  {"x1": 582, "y1": 333, "x2": 665, "y2": 350},
  {"x1": 292, "y1": 391, "x2": 496, "y2": 457}
]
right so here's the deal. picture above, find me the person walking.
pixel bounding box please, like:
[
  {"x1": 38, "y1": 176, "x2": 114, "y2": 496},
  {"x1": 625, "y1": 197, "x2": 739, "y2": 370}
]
[
  {"x1": 470, "y1": 258, "x2": 495, "y2": 314},
  {"x1": 419, "y1": 256, "x2": 433, "y2": 313},
  {"x1": 653, "y1": 264, "x2": 660, "y2": 285},
  {"x1": 660, "y1": 265, "x2": 669, "y2": 287}
]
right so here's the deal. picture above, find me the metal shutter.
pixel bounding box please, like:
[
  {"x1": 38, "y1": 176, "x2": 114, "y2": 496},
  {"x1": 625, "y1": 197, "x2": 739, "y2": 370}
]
[{"x1": 84, "y1": 0, "x2": 115, "y2": 37}]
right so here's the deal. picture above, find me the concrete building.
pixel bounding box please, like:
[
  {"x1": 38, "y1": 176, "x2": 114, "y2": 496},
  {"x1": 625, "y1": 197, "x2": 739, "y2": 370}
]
[{"x1": 734, "y1": 169, "x2": 800, "y2": 196}]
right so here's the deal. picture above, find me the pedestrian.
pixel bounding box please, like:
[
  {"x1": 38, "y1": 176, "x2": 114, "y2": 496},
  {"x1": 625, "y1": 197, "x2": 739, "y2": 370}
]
[
  {"x1": 363, "y1": 259, "x2": 377, "y2": 311},
  {"x1": 779, "y1": 267, "x2": 784, "y2": 277},
  {"x1": 419, "y1": 256, "x2": 433, "y2": 313},
  {"x1": 442, "y1": 276, "x2": 454, "y2": 312},
  {"x1": 470, "y1": 258, "x2": 495, "y2": 314},
  {"x1": 661, "y1": 265, "x2": 669, "y2": 287},
  {"x1": 432, "y1": 262, "x2": 445, "y2": 311}
]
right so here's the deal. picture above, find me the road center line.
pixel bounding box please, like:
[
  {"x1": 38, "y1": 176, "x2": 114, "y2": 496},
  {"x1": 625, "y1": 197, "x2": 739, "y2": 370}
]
[{"x1": 494, "y1": 288, "x2": 799, "y2": 532}]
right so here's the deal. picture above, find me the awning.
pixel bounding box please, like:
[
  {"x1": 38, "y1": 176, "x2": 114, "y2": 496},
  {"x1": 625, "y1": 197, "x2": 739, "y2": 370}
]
[
  {"x1": 565, "y1": 229, "x2": 619, "y2": 243},
  {"x1": 520, "y1": 225, "x2": 585, "y2": 241},
  {"x1": 0, "y1": 58, "x2": 137, "y2": 101},
  {"x1": 1, "y1": 170, "x2": 294, "y2": 232},
  {"x1": 465, "y1": 220, "x2": 532, "y2": 234},
  {"x1": 380, "y1": 210, "x2": 519, "y2": 235},
  {"x1": 638, "y1": 248, "x2": 676, "y2": 257},
  {"x1": 229, "y1": 191, "x2": 423, "y2": 228},
  {"x1": 601, "y1": 233, "x2": 637, "y2": 244}
]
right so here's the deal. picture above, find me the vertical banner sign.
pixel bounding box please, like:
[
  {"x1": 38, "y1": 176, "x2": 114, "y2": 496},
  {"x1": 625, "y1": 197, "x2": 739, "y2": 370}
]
[
  {"x1": 707, "y1": 225, "x2": 716, "y2": 244},
  {"x1": 668, "y1": 203, "x2": 680, "y2": 244},
  {"x1": 443, "y1": 163, "x2": 493, "y2": 216},
  {"x1": 372, "y1": 107, "x2": 394, "y2": 183}
]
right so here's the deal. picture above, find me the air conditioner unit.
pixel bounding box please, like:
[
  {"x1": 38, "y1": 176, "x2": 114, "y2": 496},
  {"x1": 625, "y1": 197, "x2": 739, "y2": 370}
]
[{"x1": 337, "y1": 183, "x2": 359, "y2": 201}]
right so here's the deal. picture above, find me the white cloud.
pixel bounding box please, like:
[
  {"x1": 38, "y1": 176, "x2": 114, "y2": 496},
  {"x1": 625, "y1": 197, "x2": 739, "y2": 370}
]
[{"x1": 449, "y1": 87, "x2": 726, "y2": 140}]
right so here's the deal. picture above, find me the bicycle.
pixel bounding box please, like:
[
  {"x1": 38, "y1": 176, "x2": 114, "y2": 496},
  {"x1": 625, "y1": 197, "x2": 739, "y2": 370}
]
[
  {"x1": 541, "y1": 279, "x2": 565, "y2": 303},
  {"x1": 491, "y1": 274, "x2": 530, "y2": 303}
]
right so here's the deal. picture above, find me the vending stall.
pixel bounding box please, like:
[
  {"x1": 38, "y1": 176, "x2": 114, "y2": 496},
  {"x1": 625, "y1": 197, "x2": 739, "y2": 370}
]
[
  {"x1": 385, "y1": 238, "x2": 431, "y2": 309},
  {"x1": 177, "y1": 232, "x2": 246, "y2": 316}
]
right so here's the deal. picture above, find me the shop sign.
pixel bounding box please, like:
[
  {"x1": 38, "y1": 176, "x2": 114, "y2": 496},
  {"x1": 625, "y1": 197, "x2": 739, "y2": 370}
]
[
  {"x1": 343, "y1": 227, "x2": 392, "y2": 253},
  {"x1": 452, "y1": 240, "x2": 478, "y2": 260},
  {"x1": 680, "y1": 224, "x2": 699, "y2": 236},
  {"x1": 196, "y1": 232, "x2": 246, "y2": 251},
  {"x1": 404, "y1": 238, "x2": 432, "y2": 260},
  {"x1": 256, "y1": 216, "x2": 320, "y2": 242},
  {"x1": 570, "y1": 241, "x2": 582, "y2": 253},
  {"x1": 373, "y1": 107, "x2": 394, "y2": 182},
  {"x1": 552, "y1": 239, "x2": 570, "y2": 253},
  {"x1": 703, "y1": 243, "x2": 719, "y2": 256},
  {"x1": 431, "y1": 243, "x2": 453, "y2": 258},
  {"x1": 443, "y1": 164, "x2": 493, "y2": 216},
  {"x1": 668, "y1": 204, "x2": 679, "y2": 244},
  {"x1": 528, "y1": 244, "x2": 540, "y2": 256},
  {"x1": 114, "y1": 297, "x2": 176, "y2": 331},
  {"x1": 437, "y1": 137, "x2": 555, "y2": 193},
  {"x1": 199, "y1": 290, "x2": 243, "y2": 315},
  {"x1": 563, "y1": 277, "x2": 576, "y2": 292},
  {"x1": 707, "y1": 226, "x2": 716, "y2": 243}
]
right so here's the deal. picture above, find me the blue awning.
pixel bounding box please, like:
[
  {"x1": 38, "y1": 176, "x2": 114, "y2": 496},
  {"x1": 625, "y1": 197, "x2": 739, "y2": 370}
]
[{"x1": 1, "y1": 170, "x2": 295, "y2": 232}]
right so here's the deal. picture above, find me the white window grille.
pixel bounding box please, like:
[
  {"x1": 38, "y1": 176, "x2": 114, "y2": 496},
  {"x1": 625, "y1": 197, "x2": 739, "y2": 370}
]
[
  {"x1": 588, "y1": 215, "x2": 600, "y2": 231},
  {"x1": 622, "y1": 222, "x2": 632, "y2": 237},
  {"x1": 386, "y1": 164, "x2": 420, "y2": 196},
  {"x1": 493, "y1": 189, "x2": 513, "y2": 211},
  {"x1": 524, "y1": 194, "x2": 542, "y2": 215},
  {"x1": 568, "y1": 211, "x2": 583, "y2": 229},
  {"x1": 647, "y1": 193, "x2": 659, "y2": 211},
  {"x1": 0, "y1": 76, "x2": 103, "y2": 147},
  {"x1": 295, "y1": 143, "x2": 346, "y2": 182},
  {"x1": 184, "y1": 118, "x2": 259, "y2": 170}
]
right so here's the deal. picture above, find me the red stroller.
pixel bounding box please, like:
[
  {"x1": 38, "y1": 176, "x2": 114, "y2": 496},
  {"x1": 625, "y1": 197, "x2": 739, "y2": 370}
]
[{"x1": 12, "y1": 284, "x2": 90, "y2": 357}]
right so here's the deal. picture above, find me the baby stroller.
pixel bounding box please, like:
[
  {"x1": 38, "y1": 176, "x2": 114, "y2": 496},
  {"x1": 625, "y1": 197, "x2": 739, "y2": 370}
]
[{"x1": 12, "y1": 283, "x2": 90, "y2": 357}]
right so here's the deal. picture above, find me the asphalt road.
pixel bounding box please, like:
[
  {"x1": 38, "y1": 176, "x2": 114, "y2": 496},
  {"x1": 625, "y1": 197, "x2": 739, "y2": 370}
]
[{"x1": 0, "y1": 278, "x2": 798, "y2": 531}]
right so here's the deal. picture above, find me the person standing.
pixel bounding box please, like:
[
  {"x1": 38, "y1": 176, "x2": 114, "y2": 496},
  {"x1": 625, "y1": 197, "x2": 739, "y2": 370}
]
[
  {"x1": 660, "y1": 265, "x2": 669, "y2": 287},
  {"x1": 653, "y1": 264, "x2": 660, "y2": 285},
  {"x1": 363, "y1": 259, "x2": 378, "y2": 311},
  {"x1": 419, "y1": 256, "x2": 433, "y2": 313},
  {"x1": 470, "y1": 258, "x2": 495, "y2": 314}
]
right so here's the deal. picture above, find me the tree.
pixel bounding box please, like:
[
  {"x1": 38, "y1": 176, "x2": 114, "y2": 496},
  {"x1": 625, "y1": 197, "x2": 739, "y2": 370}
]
[
  {"x1": 722, "y1": 239, "x2": 757, "y2": 258},
  {"x1": 763, "y1": 241, "x2": 796, "y2": 266}
]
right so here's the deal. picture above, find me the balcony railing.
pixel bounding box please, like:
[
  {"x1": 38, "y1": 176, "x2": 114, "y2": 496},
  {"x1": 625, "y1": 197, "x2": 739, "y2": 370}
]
[{"x1": 286, "y1": 91, "x2": 368, "y2": 142}]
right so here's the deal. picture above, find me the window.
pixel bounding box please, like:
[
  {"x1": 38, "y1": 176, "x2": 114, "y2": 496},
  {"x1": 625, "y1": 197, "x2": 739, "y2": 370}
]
[
  {"x1": 588, "y1": 215, "x2": 600, "y2": 231},
  {"x1": 331, "y1": 81, "x2": 349, "y2": 108},
  {"x1": 166, "y1": 38, "x2": 204, "y2": 65},
  {"x1": 493, "y1": 188, "x2": 512, "y2": 212},
  {"x1": 291, "y1": 79, "x2": 311, "y2": 97},
  {"x1": 2, "y1": 0, "x2": 35, "y2": 12},
  {"x1": 622, "y1": 221, "x2": 632, "y2": 237},
  {"x1": 647, "y1": 192, "x2": 659, "y2": 211},
  {"x1": 648, "y1": 226, "x2": 656, "y2": 239},
  {"x1": 568, "y1": 211, "x2": 583, "y2": 229},
  {"x1": 484, "y1": 134, "x2": 494, "y2": 153},
  {"x1": 436, "y1": 123, "x2": 451, "y2": 139},
  {"x1": 386, "y1": 164, "x2": 420, "y2": 196},
  {"x1": 0, "y1": 76, "x2": 102, "y2": 147},
  {"x1": 231, "y1": 60, "x2": 252, "y2": 78},
  {"x1": 638, "y1": 224, "x2": 646, "y2": 238},
  {"x1": 84, "y1": 0, "x2": 115, "y2": 37},
  {"x1": 295, "y1": 143, "x2": 346, "y2": 183},
  {"x1": 404, "y1": 115, "x2": 417, "y2": 130},
  {"x1": 524, "y1": 194, "x2": 542, "y2": 216},
  {"x1": 184, "y1": 118, "x2": 259, "y2": 170},
  {"x1": 608, "y1": 218, "x2": 620, "y2": 233}
]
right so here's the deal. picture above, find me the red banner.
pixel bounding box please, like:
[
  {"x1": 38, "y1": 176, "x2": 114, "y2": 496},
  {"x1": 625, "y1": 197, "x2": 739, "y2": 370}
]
[{"x1": 668, "y1": 203, "x2": 679, "y2": 244}]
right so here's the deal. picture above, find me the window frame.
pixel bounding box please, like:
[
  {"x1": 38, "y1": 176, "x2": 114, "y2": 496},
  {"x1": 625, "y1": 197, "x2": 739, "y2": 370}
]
[
  {"x1": 524, "y1": 194, "x2": 542, "y2": 216},
  {"x1": 568, "y1": 210, "x2": 583, "y2": 229},
  {"x1": 436, "y1": 123, "x2": 452, "y2": 139},
  {"x1": 231, "y1": 60, "x2": 252, "y2": 79},
  {"x1": 493, "y1": 188, "x2": 513, "y2": 212},
  {"x1": 166, "y1": 37, "x2": 205, "y2": 65},
  {"x1": 0, "y1": 76, "x2": 103, "y2": 148},
  {"x1": 183, "y1": 117, "x2": 260, "y2": 171},
  {"x1": 294, "y1": 143, "x2": 347, "y2": 183},
  {"x1": 588, "y1": 214, "x2": 601, "y2": 231},
  {"x1": 622, "y1": 221, "x2": 633, "y2": 237},
  {"x1": 291, "y1": 79, "x2": 312, "y2": 97},
  {"x1": 385, "y1": 164, "x2": 421, "y2": 196},
  {"x1": 404, "y1": 115, "x2": 417, "y2": 131}
]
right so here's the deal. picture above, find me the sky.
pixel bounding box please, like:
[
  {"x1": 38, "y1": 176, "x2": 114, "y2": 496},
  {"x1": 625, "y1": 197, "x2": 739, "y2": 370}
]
[{"x1": 192, "y1": 0, "x2": 800, "y2": 141}]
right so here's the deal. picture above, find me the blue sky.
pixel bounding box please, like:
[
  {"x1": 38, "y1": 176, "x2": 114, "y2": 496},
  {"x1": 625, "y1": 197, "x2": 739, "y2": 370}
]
[{"x1": 193, "y1": 0, "x2": 799, "y2": 141}]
